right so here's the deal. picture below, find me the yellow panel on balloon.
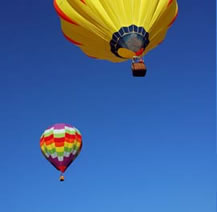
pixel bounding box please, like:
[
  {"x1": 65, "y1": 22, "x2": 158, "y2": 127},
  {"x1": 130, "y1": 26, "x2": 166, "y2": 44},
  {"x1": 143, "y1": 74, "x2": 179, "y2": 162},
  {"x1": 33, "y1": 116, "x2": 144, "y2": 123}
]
[
  {"x1": 118, "y1": 48, "x2": 135, "y2": 59},
  {"x1": 54, "y1": 0, "x2": 178, "y2": 62}
]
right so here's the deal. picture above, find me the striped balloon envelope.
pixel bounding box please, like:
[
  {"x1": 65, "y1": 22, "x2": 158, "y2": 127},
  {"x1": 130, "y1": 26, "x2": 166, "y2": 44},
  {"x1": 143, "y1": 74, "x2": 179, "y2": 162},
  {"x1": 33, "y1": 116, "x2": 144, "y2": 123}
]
[
  {"x1": 40, "y1": 123, "x2": 82, "y2": 181},
  {"x1": 54, "y1": 0, "x2": 178, "y2": 62}
]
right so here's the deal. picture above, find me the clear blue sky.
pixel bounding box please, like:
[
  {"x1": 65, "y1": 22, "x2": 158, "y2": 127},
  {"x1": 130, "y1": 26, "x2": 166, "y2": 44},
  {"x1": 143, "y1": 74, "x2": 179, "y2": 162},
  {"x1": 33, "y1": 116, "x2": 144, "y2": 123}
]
[{"x1": 0, "y1": 1, "x2": 215, "y2": 212}]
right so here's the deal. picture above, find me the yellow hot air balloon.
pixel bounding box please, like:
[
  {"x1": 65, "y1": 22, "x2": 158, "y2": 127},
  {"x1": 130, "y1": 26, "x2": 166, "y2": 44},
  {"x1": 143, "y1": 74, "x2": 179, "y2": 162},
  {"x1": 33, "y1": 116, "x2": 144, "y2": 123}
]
[{"x1": 54, "y1": 0, "x2": 178, "y2": 76}]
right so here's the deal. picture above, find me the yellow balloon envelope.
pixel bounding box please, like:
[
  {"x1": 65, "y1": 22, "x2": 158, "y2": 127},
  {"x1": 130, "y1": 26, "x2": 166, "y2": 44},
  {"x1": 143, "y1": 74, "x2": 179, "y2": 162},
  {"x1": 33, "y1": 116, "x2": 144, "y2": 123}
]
[{"x1": 54, "y1": 0, "x2": 178, "y2": 62}]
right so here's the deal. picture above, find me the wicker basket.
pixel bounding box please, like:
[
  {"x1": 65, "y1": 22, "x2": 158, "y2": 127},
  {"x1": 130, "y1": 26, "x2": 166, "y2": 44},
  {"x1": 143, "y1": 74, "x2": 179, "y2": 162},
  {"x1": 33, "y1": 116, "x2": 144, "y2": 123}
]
[{"x1": 131, "y1": 63, "x2": 147, "y2": 77}]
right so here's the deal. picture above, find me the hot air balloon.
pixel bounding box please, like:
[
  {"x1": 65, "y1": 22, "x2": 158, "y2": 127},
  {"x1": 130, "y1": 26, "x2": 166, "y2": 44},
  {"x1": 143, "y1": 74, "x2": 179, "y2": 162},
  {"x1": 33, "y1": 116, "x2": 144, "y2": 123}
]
[
  {"x1": 54, "y1": 0, "x2": 178, "y2": 77},
  {"x1": 40, "y1": 123, "x2": 82, "y2": 181}
]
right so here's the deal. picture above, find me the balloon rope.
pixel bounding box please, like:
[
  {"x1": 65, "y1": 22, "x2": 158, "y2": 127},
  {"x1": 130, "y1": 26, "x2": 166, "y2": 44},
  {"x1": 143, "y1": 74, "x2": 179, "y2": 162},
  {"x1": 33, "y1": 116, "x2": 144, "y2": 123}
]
[{"x1": 59, "y1": 172, "x2": 64, "y2": 181}]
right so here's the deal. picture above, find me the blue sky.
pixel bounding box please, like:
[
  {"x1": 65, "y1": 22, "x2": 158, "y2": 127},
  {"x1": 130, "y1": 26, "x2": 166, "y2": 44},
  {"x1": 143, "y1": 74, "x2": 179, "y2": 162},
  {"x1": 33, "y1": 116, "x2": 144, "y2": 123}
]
[{"x1": 0, "y1": 0, "x2": 215, "y2": 211}]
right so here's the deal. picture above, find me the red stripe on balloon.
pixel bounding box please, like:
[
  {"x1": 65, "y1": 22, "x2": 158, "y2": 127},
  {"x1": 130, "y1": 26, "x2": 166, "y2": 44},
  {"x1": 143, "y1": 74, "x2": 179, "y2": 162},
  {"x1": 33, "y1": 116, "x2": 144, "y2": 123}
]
[
  {"x1": 40, "y1": 137, "x2": 44, "y2": 146},
  {"x1": 70, "y1": 135, "x2": 76, "y2": 141},
  {"x1": 136, "y1": 48, "x2": 144, "y2": 56},
  {"x1": 44, "y1": 134, "x2": 54, "y2": 142},
  {"x1": 63, "y1": 33, "x2": 83, "y2": 46},
  {"x1": 65, "y1": 133, "x2": 70, "y2": 138},
  {"x1": 168, "y1": 12, "x2": 178, "y2": 27},
  {"x1": 65, "y1": 133, "x2": 75, "y2": 139},
  {"x1": 167, "y1": 0, "x2": 173, "y2": 7},
  {"x1": 53, "y1": 0, "x2": 79, "y2": 25},
  {"x1": 80, "y1": 0, "x2": 86, "y2": 4},
  {"x1": 65, "y1": 134, "x2": 76, "y2": 143},
  {"x1": 54, "y1": 137, "x2": 65, "y2": 143}
]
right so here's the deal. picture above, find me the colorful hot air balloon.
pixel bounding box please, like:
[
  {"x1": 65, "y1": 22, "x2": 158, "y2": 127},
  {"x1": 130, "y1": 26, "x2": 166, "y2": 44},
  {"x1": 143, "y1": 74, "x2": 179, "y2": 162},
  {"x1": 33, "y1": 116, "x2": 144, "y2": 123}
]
[
  {"x1": 40, "y1": 123, "x2": 82, "y2": 181},
  {"x1": 54, "y1": 0, "x2": 178, "y2": 76}
]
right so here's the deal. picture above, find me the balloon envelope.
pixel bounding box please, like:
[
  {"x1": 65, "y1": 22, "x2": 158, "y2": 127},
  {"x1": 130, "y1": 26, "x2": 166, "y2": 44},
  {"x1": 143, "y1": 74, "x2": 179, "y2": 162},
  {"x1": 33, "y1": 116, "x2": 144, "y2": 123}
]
[
  {"x1": 54, "y1": 0, "x2": 178, "y2": 62},
  {"x1": 40, "y1": 123, "x2": 82, "y2": 173}
]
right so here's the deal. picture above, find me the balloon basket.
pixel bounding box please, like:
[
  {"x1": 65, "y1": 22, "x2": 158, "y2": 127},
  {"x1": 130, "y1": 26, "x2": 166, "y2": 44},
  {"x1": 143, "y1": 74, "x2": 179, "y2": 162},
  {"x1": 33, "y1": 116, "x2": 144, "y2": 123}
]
[
  {"x1": 131, "y1": 63, "x2": 147, "y2": 77},
  {"x1": 59, "y1": 175, "x2": 64, "y2": 182}
]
